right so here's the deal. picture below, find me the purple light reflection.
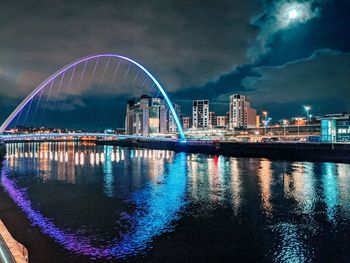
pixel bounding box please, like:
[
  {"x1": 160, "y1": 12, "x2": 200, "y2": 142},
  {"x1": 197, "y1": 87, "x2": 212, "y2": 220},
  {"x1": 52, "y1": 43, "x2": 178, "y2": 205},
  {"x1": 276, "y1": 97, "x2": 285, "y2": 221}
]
[{"x1": 1, "y1": 167, "x2": 111, "y2": 258}]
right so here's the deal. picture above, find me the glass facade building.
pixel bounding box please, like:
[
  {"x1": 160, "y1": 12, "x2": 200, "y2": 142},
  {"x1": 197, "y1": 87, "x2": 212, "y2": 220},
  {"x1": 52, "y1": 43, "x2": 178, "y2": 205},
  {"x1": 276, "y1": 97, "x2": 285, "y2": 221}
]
[{"x1": 320, "y1": 114, "x2": 350, "y2": 143}]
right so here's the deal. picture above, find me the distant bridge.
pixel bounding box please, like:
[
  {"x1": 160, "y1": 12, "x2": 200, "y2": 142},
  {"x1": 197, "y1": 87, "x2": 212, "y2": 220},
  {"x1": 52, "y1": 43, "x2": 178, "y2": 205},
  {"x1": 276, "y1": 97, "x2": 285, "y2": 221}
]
[{"x1": 1, "y1": 133, "x2": 177, "y2": 142}]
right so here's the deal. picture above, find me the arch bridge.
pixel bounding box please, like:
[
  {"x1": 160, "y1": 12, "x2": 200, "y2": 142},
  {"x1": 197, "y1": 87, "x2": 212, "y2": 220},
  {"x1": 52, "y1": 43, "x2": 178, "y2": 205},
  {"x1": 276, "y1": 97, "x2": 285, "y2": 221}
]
[{"x1": 0, "y1": 54, "x2": 186, "y2": 142}]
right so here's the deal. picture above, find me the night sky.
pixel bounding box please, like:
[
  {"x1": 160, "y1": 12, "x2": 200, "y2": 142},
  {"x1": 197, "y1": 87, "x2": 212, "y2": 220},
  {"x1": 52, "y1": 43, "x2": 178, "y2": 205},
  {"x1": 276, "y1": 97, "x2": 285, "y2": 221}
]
[{"x1": 0, "y1": 0, "x2": 349, "y2": 130}]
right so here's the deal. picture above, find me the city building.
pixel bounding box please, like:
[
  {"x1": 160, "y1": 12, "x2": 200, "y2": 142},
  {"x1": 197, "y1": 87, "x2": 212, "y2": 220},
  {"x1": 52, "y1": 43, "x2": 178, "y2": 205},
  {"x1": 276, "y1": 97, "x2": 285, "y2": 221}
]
[
  {"x1": 125, "y1": 95, "x2": 181, "y2": 136},
  {"x1": 225, "y1": 112, "x2": 230, "y2": 129},
  {"x1": 209, "y1": 112, "x2": 216, "y2": 128},
  {"x1": 167, "y1": 103, "x2": 181, "y2": 132},
  {"x1": 216, "y1": 116, "x2": 226, "y2": 128},
  {"x1": 182, "y1": 116, "x2": 192, "y2": 129},
  {"x1": 229, "y1": 94, "x2": 257, "y2": 129},
  {"x1": 319, "y1": 113, "x2": 350, "y2": 142},
  {"x1": 192, "y1": 100, "x2": 209, "y2": 128}
]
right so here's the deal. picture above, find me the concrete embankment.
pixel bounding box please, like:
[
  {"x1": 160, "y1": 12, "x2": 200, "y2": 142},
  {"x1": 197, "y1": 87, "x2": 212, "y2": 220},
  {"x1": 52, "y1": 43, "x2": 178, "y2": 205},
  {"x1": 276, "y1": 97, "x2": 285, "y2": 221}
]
[
  {"x1": 97, "y1": 139, "x2": 350, "y2": 164},
  {"x1": 0, "y1": 142, "x2": 29, "y2": 263},
  {"x1": 0, "y1": 220, "x2": 28, "y2": 263}
]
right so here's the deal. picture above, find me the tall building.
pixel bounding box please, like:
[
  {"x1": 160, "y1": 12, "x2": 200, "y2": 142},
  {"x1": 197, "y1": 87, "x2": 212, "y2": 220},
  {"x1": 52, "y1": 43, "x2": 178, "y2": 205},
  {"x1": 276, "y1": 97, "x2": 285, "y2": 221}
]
[
  {"x1": 125, "y1": 95, "x2": 181, "y2": 135},
  {"x1": 167, "y1": 103, "x2": 181, "y2": 132},
  {"x1": 192, "y1": 100, "x2": 209, "y2": 128},
  {"x1": 229, "y1": 94, "x2": 256, "y2": 129}
]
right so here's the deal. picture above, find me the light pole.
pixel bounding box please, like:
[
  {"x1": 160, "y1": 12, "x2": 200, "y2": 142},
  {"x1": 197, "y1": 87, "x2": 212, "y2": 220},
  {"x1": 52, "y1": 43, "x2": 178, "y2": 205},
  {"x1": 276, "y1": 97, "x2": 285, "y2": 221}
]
[
  {"x1": 283, "y1": 119, "x2": 287, "y2": 137},
  {"x1": 263, "y1": 111, "x2": 268, "y2": 136},
  {"x1": 304, "y1": 105, "x2": 311, "y2": 125}
]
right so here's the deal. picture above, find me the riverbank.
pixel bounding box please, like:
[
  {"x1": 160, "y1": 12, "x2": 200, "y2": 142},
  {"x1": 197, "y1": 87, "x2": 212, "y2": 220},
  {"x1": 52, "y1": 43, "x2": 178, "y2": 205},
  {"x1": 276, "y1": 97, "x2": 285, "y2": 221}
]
[{"x1": 97, "y1": 139, "x2": 350, "y2": 163}]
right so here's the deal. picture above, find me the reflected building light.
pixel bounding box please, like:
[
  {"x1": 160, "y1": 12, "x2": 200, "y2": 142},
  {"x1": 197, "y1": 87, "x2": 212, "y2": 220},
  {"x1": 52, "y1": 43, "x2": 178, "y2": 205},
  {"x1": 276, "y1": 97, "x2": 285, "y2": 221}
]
[
  {"x1": 24, "y1": 152, "x2": 28, "y2": 158},
  {"x1": 135, "y1": 150, "x2": 138, "y2": 158},
  {"x1": 285, "y1": 163, "x2": 304, "y2": 204},
  {"x1": 337, "y1": 163, "x2": 350, "y2": 217},
  {"x1": 49, "y1": 151, "x2": 53, "y2": 160},
  {"x1": 45, "y1": 152, "x2": 48, "y2": 159},
  {"x1": 90, "y1": 153, "x2": 95, "y2": 166},
  {"x1": 273, "y1": 223, "x2": 306, "y2": 263},
  {"x1": 322, "y1": 163, "x2": 339, "y2": 223},
  {"x1": 100, "y1": 153, "x2": 105, "y2": 163},
  {"x1": 75, "y1": 153, "x2": 79, "y2": 165},
  {"x1": 80, "y1": 152, "x2": 84, "y2": 166},
  {"x1": 116, "y1": 151, "x2": 120, "y2": 162},
  {"x1": 144, "y1": 150, "x2": 148, "y2": 158},
  {"x1": 190, "y1": 160, "x2": 199, "y2": 200},
  {"x1": 65, "y1": 152, "x2": 68, "y2": 162},
  {"x1": 230, "y1": 158, "x2": 242, "y2": 214},
  {"x1": 258, "y1": 160, "x2": 273, "y2": 216},
  {"x1": 54, "y1": 152, "x2": 58, "y2": 161},
  {"x1": 111, "y1": 152, "x2": 115, "y2": 162},
  {"x1": 121, "y1": 151, "x2": 124, "y2": 160},
  {"x1": 29, "y1": 152, "x2": 33, "y2": 158},
  {"x1": 59, "y1": 152, "x2": 63, "y2": 163},
  {"x1": 95, "y1": 153, "x2": 100, "y2": 165},
  {"x1": 39, "y1": 152, "x2": 43, "y2": 159}
]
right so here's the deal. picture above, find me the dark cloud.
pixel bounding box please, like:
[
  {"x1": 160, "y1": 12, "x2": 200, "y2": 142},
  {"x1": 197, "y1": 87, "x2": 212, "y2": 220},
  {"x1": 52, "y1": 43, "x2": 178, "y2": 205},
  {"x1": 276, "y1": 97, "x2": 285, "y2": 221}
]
[
  {"x1": 242, "y1": 49, "x2": 350, "y2": 118},
  {"x1": 0, "y1": 0, "x2": 348, "y2": 129},
  {"x1": 0, "y1": 0, "x2": 259, "y2": 95}
]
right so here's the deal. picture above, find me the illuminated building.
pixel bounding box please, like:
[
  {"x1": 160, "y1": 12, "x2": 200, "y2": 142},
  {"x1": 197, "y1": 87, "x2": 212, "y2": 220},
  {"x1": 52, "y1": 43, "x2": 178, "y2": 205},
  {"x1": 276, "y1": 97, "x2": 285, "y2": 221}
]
[
  {"x1": 229, "y1": 94, "x2": 256, "y2": 129},
  {"x1": 209, "y1": 112, "x2": 216, "y2": 128},
  {"x1": 192, "y1": 100, "x2": 209, "y2": 128},
  {"x1": 126, "y1": 95, "x2": 181, "y2": 135},
  {"x1": 182, "y1": 117, "x2": 192, "y2": 129},
  {"x1": 216, "y1": 116, "x2": 226, "y2": 128},
  {"x1": 319, "y1": 113, "x2": 350, "y2": 142}
]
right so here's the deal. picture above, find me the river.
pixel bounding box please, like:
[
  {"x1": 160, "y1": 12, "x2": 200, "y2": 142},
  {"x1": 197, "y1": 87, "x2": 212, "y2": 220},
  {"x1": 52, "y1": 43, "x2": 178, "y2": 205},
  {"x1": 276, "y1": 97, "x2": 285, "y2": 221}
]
[{"x1": 1, "y1": 142, "x2": 350, "y2": 262}]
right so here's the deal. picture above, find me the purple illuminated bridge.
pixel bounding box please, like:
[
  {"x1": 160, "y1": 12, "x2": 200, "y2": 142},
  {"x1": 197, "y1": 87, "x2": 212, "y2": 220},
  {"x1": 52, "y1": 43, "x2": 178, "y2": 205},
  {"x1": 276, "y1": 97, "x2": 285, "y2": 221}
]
[{"x1": 0, "y1": 54, "x2": 186, "y2": 142}]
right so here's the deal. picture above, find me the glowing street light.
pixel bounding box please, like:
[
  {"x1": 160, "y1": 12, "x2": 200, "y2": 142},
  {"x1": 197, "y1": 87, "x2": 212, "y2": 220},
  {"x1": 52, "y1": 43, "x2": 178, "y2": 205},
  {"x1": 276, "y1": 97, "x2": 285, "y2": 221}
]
[
  {"x1": 282, "y1": 119, "x2": 288, "y2": 137},
  {"x1": 262, "y1": 111, "x2": 268, "y2": 135},
  {"x1": 304, "y1": 105, "x2": 311, "y2": 124}
]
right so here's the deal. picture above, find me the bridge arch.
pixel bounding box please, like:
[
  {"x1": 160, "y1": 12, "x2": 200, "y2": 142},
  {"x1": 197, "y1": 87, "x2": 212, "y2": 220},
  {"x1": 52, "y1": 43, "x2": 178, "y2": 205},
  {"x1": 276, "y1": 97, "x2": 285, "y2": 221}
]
[{"x1": 0, "y1": 54, "x2": 186, "y2": 142}]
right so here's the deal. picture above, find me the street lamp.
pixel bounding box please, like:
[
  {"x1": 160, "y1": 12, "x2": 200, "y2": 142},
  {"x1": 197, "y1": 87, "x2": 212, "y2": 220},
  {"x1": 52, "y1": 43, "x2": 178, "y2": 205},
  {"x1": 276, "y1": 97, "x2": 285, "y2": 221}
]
[
  {"x1": 282, "y1": 119, "x2": 288, "y2": 137},
  {"x1": 262, "y1": 111, "x2": 268, "y2": 135},
  {"x1": 304, "y1": 105, "x2": 311, "y2": 124}
]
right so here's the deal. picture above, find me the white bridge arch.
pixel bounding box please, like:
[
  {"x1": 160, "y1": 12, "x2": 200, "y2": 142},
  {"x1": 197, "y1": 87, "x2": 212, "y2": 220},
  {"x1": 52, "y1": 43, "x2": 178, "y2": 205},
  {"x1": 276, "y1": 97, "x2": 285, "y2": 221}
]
[{"x1": 0, "y1": 54, "x2": 186, "y2": 142}]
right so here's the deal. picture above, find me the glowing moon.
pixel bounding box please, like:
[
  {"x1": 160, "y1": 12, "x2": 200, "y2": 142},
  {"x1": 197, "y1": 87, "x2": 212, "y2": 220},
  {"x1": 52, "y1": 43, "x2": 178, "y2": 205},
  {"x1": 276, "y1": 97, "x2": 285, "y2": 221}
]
[
  {"x1": 288, "y1": 9, "x2": 299, "y2": 19},
  {"x1": 275, "y1": 2, "x2": 317, "y2": 28}
]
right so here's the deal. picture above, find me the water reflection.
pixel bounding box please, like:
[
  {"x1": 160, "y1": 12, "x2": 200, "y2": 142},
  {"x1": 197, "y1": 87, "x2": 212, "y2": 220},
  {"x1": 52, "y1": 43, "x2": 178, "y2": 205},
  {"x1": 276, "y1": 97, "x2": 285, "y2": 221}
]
[
  {"x1": 257, "y1": 159, "x2": 273, "y2": 215},
  {"x1": 3, "y1": 142, "x2": 350, "y2": 261}
]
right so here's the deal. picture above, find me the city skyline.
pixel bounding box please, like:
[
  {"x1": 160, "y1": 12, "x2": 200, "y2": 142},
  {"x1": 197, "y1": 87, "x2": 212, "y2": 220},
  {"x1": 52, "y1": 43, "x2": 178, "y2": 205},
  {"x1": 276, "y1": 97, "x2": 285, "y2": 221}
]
[{"x1": 0, "y1": 0, "x2": 349, "y2": 130}]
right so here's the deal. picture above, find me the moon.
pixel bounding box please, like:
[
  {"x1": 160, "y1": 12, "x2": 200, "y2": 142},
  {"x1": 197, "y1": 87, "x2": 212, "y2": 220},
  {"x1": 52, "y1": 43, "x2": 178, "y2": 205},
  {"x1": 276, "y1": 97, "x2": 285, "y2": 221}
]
[
  {"x1": 288, "y1": 9, "x2": 299, "y2": 19},
  {"x1": 275, "y1": 2, "x2": 315, "y2": 28}
]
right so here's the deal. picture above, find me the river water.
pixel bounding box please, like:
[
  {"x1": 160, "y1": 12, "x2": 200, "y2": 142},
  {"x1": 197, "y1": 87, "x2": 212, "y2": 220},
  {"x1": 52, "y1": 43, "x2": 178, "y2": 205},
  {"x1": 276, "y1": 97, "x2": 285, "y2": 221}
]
[{"x1": 2, "y1": 142, "x2": 350, "y2": 262}]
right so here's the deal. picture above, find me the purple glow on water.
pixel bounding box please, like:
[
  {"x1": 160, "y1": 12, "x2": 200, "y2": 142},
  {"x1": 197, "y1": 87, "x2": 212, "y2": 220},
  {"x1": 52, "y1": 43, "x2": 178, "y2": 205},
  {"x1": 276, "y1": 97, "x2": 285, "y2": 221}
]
[
  {"x1": 1, "y1": 168, "x2": 111, "y2": 258},
  {"x1": 1, "y1": 152, "x2": 187, "y2": 259}
]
